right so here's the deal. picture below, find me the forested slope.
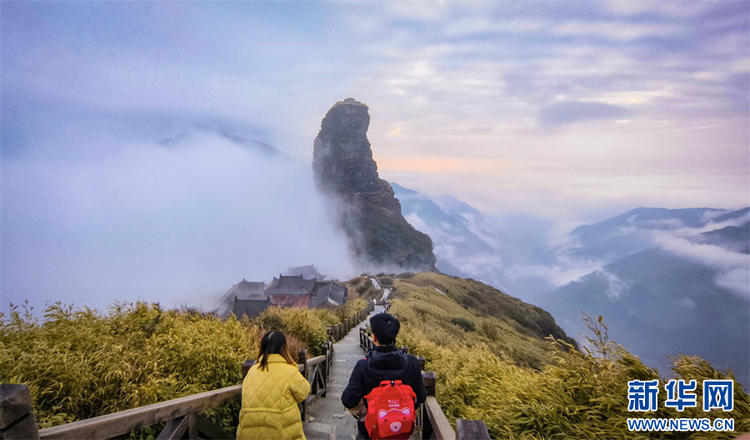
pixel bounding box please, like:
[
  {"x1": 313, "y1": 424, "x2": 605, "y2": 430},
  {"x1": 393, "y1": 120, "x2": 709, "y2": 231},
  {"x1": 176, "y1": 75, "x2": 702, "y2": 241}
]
[{"x1": 374, "y1": 272, "x2": 749, "y2": 439}]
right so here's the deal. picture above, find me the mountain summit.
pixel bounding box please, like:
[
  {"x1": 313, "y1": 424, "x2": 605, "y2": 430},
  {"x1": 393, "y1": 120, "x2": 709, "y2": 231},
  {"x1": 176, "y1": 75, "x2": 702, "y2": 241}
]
[
  {"x1": 160, "y1": 123, "x2": 283, "y2": 157},
  {"x1": 313, "y1": 98, "x2": 436, "y2": 271}
]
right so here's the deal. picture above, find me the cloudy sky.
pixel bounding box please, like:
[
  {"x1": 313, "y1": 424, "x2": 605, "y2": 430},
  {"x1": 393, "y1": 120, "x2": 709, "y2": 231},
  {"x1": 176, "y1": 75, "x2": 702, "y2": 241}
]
[{"x1": 2, "y1": 1, "x2": 748, "y2": 312}]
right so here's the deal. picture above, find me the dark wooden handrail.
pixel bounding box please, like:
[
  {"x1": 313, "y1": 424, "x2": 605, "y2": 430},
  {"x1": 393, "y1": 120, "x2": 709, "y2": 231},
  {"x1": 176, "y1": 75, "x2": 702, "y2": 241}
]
[
  {"x1": 423, "y1": 397, "x2": 455, "y2": 440},
  {"x1": 305, "y1": 355, "x2": 327, "y2": 368},
  {"x1": 37, "y1": 386, "x2": 242, "y2": 440}
]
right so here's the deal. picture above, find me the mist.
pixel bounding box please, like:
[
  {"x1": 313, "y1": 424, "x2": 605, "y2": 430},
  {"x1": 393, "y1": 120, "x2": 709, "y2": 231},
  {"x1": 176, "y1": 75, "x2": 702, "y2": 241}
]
[{"x1": 1, "y1": 125, "x2": 355, "y2": 315}]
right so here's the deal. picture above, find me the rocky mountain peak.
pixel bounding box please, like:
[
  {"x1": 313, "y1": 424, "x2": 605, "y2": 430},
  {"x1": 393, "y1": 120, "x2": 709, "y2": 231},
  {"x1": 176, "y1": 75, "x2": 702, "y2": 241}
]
[
  {"x1": 313, "y1": 98, "x2": 377, "y2": 194},
  {"x1": 313, "y1": 99, "x2": 437, "y2": 272}
]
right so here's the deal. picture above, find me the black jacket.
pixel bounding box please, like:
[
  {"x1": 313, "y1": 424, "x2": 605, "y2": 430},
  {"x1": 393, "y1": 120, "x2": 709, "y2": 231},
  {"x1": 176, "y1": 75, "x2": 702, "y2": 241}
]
[{"x1": 342, "y1": 345, "x2": 427, "y2": 438}]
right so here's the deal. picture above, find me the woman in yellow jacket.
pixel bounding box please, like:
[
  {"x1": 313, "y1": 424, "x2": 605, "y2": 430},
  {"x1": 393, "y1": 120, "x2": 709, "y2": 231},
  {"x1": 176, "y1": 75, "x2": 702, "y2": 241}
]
[{"x1": 237, "y1": 331, "x2": 311, "y2": 440}]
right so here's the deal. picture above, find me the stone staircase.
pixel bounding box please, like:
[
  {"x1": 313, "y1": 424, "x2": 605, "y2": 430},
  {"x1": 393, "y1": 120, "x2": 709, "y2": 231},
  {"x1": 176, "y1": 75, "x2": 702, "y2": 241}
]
[{"x1": 304, "y1": 306, "x2": 383, "y2": 440}]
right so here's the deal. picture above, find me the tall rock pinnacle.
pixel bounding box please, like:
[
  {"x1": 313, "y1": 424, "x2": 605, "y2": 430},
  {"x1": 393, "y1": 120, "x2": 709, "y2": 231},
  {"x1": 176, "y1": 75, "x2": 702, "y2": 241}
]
[{"x1": 313, "y1": 98, "x2": 437, "y2": 271}]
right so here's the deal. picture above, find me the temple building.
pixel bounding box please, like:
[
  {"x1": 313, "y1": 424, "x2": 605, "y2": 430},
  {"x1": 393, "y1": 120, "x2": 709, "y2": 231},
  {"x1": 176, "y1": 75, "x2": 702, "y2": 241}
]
[
  {"x1": 284, "y1": 264, "x2": 325, "y2": 280},
  {"x1": 266, "y1": 275, "x2": 317, "y2": 308},
  {"x1": 225, "y1": 279, "x2": 266, "y2": 300},
  {"x1": 310, "y1": 280, "x2": 348, "y2": 308},
  {"x1": 231, "y1": 298, "x2": 271, "y2": 319},
  {"x1": 225, "y1": 266, "x2": 348, "y2": 319}
]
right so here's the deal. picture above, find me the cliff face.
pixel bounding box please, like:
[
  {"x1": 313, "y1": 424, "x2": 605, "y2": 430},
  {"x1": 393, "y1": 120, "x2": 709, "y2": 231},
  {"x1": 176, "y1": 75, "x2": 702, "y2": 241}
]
[{"x1": 313, "y1": 98, "x2": 437, "y2": 271}]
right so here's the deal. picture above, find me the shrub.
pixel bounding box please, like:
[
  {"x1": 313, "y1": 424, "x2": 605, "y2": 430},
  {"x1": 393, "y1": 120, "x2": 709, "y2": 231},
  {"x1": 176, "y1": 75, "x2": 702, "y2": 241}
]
[
  {"x1": 0, "y1": 301, "x2": 254, "y2": 434},
  {"x1": 335, "y1": 298, "x2": 368, "y2": 323},
  {"x1": 255, "y1": 307, "x2": 327, "y2": 356},
  {"x1": 349, "y1": 276, "x2": 364, "y2": 285},
  {"x1": 0, "y1": 299, "x2": 340, "y2": 435},
  {"x1": 257, "y1": 310, "x2": 284, "y2": 331},
  {"x1": 403, "y1": 310, "x2": 750, "y2": 439},
  {"x1": 313, "y1": 309, "x2": 340, "y2": 329},
  {"x1": 480, "y1": 322, "x2": 498, "y2": 340},
  {"x1": 451, "y1": 317, "x2": 475, "y2": 332},
  {"x1": 356, "y1": 279, "x2": 373, "y2": 295}
]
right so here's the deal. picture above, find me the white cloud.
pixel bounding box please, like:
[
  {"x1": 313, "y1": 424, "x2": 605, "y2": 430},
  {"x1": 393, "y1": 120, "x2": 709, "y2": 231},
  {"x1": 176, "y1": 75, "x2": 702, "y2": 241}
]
[
  {"x1": 716, "y1": 268, "x2": 750, "y2": 298},
  {"x1": 602, "y1": 0, "x2": 708, "y2": 18},
  {"x1": 652, "y1": 232, "x2": 750, "y2": 300},
  {"x1": 5, "y1": 0, "x2": 749, "y2": 285},
  {"x1": 444, "y1": 18, "x2": 547, "y2": 36},
  {"x1": 384, "y1": 2, "x2": 450, "y2": 22},
  {"x1": 680, "y1": 297, "x2": 697, "y2": 308},
  {"x1": 599, "y1": 269, "x2": 631, "y2": 299},
  {"x1": 629, "y1": 216, "x2": 685, "y2": 229},
  {"x1": 1, "y1": 131, "x2": 355, "y2": 313},
  {"x1": 650, "y1": 211, "x2": 750, "y2": 239},
  {"x1": 552, "y1": 21, "x2": 683, "y2": 41},
  {"x1": 505, "y1": 255, "x2": 606, "y2": 288}
]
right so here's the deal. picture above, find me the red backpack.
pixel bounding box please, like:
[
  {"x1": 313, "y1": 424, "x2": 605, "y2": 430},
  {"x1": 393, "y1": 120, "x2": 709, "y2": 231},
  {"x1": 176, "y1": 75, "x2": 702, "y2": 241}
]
[{"x1": 364, "y1": 380, "x2": 417, "y2": 439}]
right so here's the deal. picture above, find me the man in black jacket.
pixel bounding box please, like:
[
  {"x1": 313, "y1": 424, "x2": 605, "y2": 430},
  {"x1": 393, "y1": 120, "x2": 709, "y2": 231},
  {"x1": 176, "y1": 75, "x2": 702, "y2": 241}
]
[{"x1": 342, "y1": 313, "x2": 427, "y2": 439}]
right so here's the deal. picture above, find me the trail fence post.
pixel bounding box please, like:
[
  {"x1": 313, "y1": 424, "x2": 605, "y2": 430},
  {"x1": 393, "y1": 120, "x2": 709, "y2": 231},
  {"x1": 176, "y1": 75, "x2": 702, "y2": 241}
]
[
  {"x1": 423, "y1": 372, "x2": 436, "y2": 397},
  {"x1": 298, "y1": 349, "x2": 308, "y2": 420},
  {"x1": 320, "y1": 343, "x2": 329, "y2": 396},
  {"x1": 0, "y1": 384, "x2": 40, "y2": 440},
  {"x1": 456, "y1": 419, "x2": 491, "y2": 440},
  {"x1": 421, "y1": 372, "x2": 436, "y2": 439}
]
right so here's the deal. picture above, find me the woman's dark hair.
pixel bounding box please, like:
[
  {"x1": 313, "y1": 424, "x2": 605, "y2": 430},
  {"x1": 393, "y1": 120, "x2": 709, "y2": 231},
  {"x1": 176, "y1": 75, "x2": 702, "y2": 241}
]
[{"x1": 258, "y1": 331, "x2": 296, "y2": 371}]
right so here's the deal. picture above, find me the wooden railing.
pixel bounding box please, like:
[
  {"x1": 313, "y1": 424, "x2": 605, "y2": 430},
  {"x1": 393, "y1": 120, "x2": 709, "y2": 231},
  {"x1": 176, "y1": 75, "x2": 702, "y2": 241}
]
[
  {"x1": 38, "y1": 385, "x2": 241, "y2": 440},
  {"x1": 1, "y1": 303, "x2": 375, "y2": 440},
  {"x1": 358, "y1": 323, "x2": 490, "y2": 440},
  {"x1": 327, "y1": 300, "x2": 375, "y2": 342},
  {"x1": 298, "y1": 341, "x2": 332, "y2": 421}
]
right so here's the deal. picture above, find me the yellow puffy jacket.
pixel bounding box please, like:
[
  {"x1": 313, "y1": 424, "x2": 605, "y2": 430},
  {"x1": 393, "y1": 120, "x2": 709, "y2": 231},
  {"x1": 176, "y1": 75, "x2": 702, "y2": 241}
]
[{"x1": 237, "y1": 353, "x2": 311, "y2": 440}]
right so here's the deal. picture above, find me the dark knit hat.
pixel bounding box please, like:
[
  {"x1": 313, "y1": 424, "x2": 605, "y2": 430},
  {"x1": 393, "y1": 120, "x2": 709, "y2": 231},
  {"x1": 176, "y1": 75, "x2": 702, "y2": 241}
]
[{"x1": 370, "y1": 313, "x2": 400, "y2": 345}]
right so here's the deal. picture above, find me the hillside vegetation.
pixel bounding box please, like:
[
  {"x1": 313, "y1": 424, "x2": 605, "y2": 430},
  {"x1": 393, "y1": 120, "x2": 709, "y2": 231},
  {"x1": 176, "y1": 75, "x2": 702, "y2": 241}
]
[
  {"x1": 3, "y1": 272, "x2": 747, "y2": 439},
  {"x1": 391, "y1": 272, "x2": 575, "y2": 369},
  {"x1": 383, "y1": 272, "x2": 749, "y2": 439},
  {"x1": 0, "y1": 300, "x2": 348, "y2": 435}
]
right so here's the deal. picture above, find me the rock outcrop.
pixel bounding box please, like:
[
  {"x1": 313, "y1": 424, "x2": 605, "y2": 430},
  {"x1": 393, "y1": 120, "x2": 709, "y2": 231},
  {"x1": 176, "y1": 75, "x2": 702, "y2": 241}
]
[{"x1": 313, "y1": 98, "x2": 437, "y2": 271}]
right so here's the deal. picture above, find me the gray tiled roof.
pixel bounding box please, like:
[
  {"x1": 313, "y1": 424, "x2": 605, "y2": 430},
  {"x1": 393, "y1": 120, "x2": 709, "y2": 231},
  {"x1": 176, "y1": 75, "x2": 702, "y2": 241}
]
[
  {"x1": 329, "y1": 282, "x2": 348, "y2": 305},
  {"x1": 284, "y1": 264, "x2": 326, "y2": 280},
  {"x1": 226, "y1": 279, "x2": 266, "y2": 299},
  {"x1": 309, "y1": 280, "x2": 348, "y2": 308},
  {"x1": 266, "y1": 275, "x2": 312, "y2": 295},
  {"x1": 231, "y1": 298, "x2": 270, "y2": 318}
]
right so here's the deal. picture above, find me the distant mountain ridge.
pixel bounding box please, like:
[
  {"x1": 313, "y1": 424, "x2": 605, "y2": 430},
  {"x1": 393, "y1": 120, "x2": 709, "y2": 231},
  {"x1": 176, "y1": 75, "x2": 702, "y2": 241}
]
[
  {"x1": 159, "y1": 123, "x2": 284, "y2": 157},
  {"x1": 551, "y1": 206, "x2": 750, "y2": 387},
  {"x1": 693, "y1": 222, "x2": 750, "y2": 253},
  {"x1": 391, "y1": 182, "x2": 494, "y2": 255},
  {"x1": 566, "y1": 206, "x2": 750, "y2": 262},
  {"x1": 390, "y1": 182, "x2": 509, "y2": 288},
  {"x1": 389, "y1": 186, "x2": 750, "y2": 387}
]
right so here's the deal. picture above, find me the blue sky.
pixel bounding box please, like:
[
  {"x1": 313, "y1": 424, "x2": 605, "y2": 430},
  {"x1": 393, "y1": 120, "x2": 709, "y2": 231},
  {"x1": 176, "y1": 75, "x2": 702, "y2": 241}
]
[{"x1": 2, "y1": 1, "x2": 748, "y2": 311}]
